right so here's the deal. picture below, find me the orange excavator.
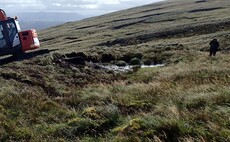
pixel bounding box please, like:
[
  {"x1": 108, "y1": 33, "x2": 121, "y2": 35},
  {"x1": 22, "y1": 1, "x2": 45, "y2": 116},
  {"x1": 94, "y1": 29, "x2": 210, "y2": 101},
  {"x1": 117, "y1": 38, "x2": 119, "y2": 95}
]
[{"x1": 0, "y1": 9, "x2": 40, "y2": 56}]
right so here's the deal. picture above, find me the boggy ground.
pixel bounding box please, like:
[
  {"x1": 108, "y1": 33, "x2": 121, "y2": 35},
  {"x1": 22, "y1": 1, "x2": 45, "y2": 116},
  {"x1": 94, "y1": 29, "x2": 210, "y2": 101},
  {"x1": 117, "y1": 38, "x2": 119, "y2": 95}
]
[
  {"x1": 1, "y1": 47, "x2": 230, "y2": 141},
  {"x1": 1, "y1": 0, "x2": 230, "y2": 141}
]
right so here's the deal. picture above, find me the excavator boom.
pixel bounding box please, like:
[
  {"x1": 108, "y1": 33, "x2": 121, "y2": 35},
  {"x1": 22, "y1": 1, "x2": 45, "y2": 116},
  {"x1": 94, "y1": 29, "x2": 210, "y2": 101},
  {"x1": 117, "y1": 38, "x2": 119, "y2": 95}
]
[{"x1": 0, "y1": 9, "x2": 7, "y2": 21}]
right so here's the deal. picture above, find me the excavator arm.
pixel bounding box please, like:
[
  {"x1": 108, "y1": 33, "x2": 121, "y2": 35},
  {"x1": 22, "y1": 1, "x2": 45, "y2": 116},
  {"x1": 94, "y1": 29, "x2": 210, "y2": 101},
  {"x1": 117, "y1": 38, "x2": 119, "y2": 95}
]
[{"x1": 0, "y1": 9, "x2": 7, "y2": 21}]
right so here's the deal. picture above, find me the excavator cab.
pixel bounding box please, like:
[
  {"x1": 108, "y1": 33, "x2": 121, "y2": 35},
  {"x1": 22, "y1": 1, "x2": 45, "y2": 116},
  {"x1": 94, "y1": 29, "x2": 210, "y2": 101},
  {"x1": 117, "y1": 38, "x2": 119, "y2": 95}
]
[
  {"x1": 0, "y1": 9, "x2": 40, "y2": 56},
  {"x1": 0, "y1": 18, "x2": 22, "y2": 55}
]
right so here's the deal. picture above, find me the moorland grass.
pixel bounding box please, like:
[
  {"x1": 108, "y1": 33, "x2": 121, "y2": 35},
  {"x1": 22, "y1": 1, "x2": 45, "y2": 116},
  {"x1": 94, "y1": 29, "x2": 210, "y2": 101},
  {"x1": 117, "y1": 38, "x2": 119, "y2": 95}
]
[
  {"x1": 1, "y1": 48, "x2": 230, "y2": 141},
  {"x1": 1, "y1": 0, "x2": 230, "y2": 141}
]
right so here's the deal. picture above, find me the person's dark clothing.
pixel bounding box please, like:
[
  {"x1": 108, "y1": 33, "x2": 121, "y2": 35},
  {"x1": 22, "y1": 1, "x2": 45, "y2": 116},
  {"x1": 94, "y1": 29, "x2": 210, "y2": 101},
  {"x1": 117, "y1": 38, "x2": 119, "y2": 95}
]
[{"x1": 209, "y1": 39, "x2": 219, "y2": 56}]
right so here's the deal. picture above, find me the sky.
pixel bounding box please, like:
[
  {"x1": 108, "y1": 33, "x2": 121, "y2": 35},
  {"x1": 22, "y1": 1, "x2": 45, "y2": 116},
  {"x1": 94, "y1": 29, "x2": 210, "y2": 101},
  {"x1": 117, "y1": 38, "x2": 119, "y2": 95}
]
[{"x1": 0, "y1": 0, "x2": 165, "y2": 16}]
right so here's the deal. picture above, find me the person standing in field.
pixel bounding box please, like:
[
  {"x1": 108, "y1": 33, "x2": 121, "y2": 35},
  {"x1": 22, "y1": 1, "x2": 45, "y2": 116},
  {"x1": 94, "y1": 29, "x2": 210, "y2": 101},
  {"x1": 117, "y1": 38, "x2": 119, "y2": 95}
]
[{"x1": 209, "y1": 39, "x2": 219, "y2": 57}]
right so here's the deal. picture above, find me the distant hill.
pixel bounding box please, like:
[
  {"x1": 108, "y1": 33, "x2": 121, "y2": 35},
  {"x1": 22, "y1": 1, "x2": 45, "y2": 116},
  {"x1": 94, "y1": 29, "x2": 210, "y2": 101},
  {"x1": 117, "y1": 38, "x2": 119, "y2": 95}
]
[
  {"x1": 9, "y1": 12, "x2": 87, "y2": 30},
  {"x1": 19, "y1": 21, "x2": 64, "y2": 30}
]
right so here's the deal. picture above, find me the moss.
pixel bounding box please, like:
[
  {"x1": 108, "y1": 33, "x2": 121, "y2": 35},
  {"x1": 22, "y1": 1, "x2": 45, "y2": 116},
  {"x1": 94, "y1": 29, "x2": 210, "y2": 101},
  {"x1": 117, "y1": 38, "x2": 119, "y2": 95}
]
[
  {"x1": 114, "y1": 118, "x2": 143, "y2": 135},
  {"x1": 185, "y1": 99, "x2": 207, "y2": 110},
  {"x1": 129, "y1": 58, "x2": 141, "y2": 65},
  {"x1": 113, "y1": 135, "x2": 141, "y2": 142},
  {"x1": 68, "y1": 117, "x2": 98, "y2": 127},
  {"x1": 13, "y1": 128, "x2": 33, "y2": 141},
  {"x1": 81, "y1": 107, "x2": 101, "y2": 119},
  {"x1": 63, "y1": 115, "x2": 119, "y2": 137},
  {"x1": 115, "y1": 60, "x2": 127, "y2": 66},
  {"x1": 128, "y1": 101, "x2": 151, "y2": 108},
  {"x1": 66, "y1": 117, "x2": 100, "y2": 136},
  {"x1": 127, "y1": 101, "x2": 152, "y2": 113},
  {"x1": 128, "y1": 119, "x2": 142, "y2": 131},
  {"x1": 120, "y1": 53, "x2": 143, "y2": 62},
  {"x1": 40, "y1": 100, "x2": 60, "y2": 111},
  {"x1": 219, "y1": 129, "x2": 230, "y2": 140}
]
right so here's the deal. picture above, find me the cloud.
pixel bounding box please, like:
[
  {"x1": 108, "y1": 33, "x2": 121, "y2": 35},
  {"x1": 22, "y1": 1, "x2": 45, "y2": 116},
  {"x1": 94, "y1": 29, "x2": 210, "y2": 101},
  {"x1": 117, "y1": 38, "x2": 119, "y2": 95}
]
[
  {"x1": 1, "y1": 0, "x2": 46, "y2": 13},
  {"x1": 1, "y1": 0, "x2": 165, "y2": 16}
]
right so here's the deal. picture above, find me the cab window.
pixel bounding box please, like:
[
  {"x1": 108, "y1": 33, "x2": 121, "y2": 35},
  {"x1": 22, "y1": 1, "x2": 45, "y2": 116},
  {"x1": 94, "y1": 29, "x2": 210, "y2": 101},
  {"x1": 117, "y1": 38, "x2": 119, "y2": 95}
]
[
  {"x1": 0, "y1": 25, "x2": 4, "y2": 39},
  {"x1": 7, "y1": 22, "x2": 17, "y2": 43},
  {"x1": 0, "y1": 25, "x2": 6, "y2": 48}
]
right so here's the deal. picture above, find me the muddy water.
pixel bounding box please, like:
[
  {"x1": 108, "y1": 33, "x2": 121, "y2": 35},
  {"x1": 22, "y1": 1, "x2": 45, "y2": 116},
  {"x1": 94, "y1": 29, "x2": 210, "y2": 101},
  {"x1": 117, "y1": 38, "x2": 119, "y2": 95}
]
[{"x1": 101, "y1": 64, "x2": 164, "y2": 73}]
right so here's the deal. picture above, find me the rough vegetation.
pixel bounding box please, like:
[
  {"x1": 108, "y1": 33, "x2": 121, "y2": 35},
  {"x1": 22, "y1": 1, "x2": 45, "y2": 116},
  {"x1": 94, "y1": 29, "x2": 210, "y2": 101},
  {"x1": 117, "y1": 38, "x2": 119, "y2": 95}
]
[{"x1": 1, "y1": 0, "x2": 230, "y2": 141}]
